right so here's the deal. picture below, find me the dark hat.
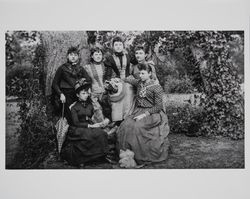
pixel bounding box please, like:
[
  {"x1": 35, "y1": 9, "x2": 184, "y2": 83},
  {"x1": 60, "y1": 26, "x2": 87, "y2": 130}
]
[
  {"x1": 75, "y1": 78, "x2": 91, "y2": 93},
  {"x1": 67, "y1": 46, "x2": 80, "y2": 55}
]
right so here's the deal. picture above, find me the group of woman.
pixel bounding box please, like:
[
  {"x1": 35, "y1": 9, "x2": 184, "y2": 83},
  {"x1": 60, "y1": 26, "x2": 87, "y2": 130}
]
[{"x1": 52, "y1": 36, "x2": 170, "y2": 168}]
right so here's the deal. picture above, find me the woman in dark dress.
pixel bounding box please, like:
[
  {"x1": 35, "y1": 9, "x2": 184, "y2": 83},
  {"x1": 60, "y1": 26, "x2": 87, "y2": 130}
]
[
  {"x1": 52, "y1": 46, "x2": 91, "y2": 125},
  {"x1": 60, "y1": 81, "x2": 109, "y2": 167},
  {"x1": 103, "y1": 36, "x2": 135, "y2": 124},
  {"x1": 104, "y1": 36, "x2": 131, "y2": 81}
]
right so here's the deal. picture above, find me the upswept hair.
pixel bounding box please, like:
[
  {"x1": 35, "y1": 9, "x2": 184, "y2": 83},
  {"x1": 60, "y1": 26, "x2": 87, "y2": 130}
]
[
  {"x1": 67, "y1": 46, "x2": 80, "y2": 55},
  {"x1": 112, "y1": 36, "x2": 124, "y2": 45},
  {"x1": 137, "y1": 62, "x2": 152, "y2": 73},
  {"x1": 134, "y1": 44, "x2": 149, "y2": 54},
  {"x1": 89, "y1": 46, "x2": 104, "y2": 62}
]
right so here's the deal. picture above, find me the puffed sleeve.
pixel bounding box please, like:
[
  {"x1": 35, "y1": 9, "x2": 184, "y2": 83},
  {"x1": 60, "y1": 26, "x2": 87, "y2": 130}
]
[
  {"x1": 71, "y1": 106, "x2": 89, "y2": 128},
  {"x1": 145, "y1": 85, "x2": 164, "y2": 115},
  {"x1": 52, "y1": 66, "x2": 63, "y2": 95},
  {"x1": 78, "y1": 66, "x2": 92, "y2": 84},
  {"x1": 124, "y1": 75, "x2": 139, "y2": 86}
]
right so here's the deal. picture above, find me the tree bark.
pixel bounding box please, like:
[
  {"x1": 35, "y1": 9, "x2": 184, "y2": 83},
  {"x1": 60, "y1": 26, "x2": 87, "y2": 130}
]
[{"x1": 40, "y1": 31, "x2": 90, "y2": 96}]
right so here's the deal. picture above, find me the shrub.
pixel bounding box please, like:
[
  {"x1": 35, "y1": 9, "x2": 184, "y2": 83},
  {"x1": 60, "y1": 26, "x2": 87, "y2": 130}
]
[
  {"x1": 11, "y1": 99, "x2": 56, "y2": 169},
  {"x1": 166, "y1": 102, "x2": 204, "y2": 136},
  {"x1": 7, "y1": 35, "x2": 57, "y2": 168},
  {"x1": 164, "y1": 75, "x2": 195, "y2": 94},
  {"x1": 6, "y1": 64, "x2": 33, "y2": 97}
]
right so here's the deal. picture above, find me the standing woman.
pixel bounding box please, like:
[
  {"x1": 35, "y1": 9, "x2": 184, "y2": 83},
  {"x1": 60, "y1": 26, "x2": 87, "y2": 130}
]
[
  {"x1": 83, "y1": 47, "x2": 110, "y2": 122},
  {"x1": 52, "y1": 46, "x2": 91, "y2": 125},
  {"x1": 60, "y1": 82, "x2": 109, "y2": 167},
  {"x1": 116, "y1": 62, "x2": 170, "y2": 164},
  {"x1": 104, "y1": 36, "x2": 131, "y2": 81},
  {"x1": 103, "y1": 36, "x2": 134, "y2": 124}
]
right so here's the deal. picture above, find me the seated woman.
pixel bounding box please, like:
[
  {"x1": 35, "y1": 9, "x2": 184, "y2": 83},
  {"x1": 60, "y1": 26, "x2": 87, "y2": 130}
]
[
  {"x1": 60, "y1": 81, "x2": 109, "y2": 167},
  {"x1": 116, "y1": 63, "x2": 170, "y2": 165}
]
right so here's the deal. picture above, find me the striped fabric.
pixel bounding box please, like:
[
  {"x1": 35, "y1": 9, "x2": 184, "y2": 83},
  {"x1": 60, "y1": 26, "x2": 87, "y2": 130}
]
[{"x1": 125, "y1": 76, "x2": 164, "y2": 114}]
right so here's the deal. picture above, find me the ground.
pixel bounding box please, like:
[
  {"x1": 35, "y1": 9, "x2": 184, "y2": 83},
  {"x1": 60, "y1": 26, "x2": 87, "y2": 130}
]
[
  {"x1": 38, "y1": 133, "x2": 244, "y2": 169},
  {"x1": 6, "y1": 97, "x2": 244, "y2": 169}
]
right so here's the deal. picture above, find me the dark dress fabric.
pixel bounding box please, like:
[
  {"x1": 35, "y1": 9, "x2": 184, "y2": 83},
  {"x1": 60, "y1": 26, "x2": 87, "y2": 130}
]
[
  {"x1": 52, "y1": 61, "x2": 91, "y2": 125},
  {"x1": 60, "y1": 101, "x2": 109, "y2": 166},
  {"x1": 103, "y1": 52, "x2": 131, "y2": 80}
]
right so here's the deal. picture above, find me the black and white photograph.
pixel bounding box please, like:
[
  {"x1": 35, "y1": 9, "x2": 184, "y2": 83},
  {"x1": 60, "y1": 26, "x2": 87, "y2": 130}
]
[
  {"x1": 5, "y1": 30, "x2": 245, "y2": 169},
  {"x1": 1, "y1": 0, "x2": 250, "y2": 199}
]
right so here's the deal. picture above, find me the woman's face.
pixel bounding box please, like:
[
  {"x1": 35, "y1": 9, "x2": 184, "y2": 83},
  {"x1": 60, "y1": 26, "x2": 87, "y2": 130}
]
[
  {"x1": 113, "y1": 41, "x2": 124, "y2": 53},
  {"x1": 135, "y1": 49, "x2": 146, "y2": 63},
  {"x1": 77, "y1": 90, "x2": 89, "y2": 101},
  {"x1": 91, "y1": 51, "x2": 103, "y2": 63},
  {"x1": 67, "y1": 52, "x2": 79, "y2": 64},
  {"x1": 139, "y1": 70, "x2": 151, "y2": 82}
]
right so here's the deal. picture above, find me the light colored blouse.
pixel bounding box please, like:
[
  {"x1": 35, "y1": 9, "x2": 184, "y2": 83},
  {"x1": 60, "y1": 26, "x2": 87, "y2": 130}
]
[{"x1": 84, "y1": 63, "x2": 105, "y2": 94}]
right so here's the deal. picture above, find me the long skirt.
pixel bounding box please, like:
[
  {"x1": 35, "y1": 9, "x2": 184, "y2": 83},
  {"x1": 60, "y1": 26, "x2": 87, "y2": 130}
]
[
  {"x1": 61, "y1": 126, "x2": 109, "y2": 166},
  {"x1": 116, "y1": 108, "x2": 170, "y2": 163}
]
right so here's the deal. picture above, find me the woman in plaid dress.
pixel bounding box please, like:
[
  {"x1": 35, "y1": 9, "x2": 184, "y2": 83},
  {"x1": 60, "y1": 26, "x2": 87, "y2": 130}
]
[{"x1": 116, "y1": 63, "x2": 170, "y2": 164}]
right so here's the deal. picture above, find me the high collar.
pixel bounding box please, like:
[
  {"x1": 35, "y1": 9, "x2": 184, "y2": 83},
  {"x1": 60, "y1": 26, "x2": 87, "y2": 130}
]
[
  {"x1": 140, "y1": 79, "x2": 154, "y2": 87},
  {"x1": 138, "y1": 60, "x2": 146, "y2": 64},
  {"x1": 67, "y1": 60, "x2": 79, "y2": 66},
  {"x1": 92, "y1": 60, "x2": 103, "y2": 65},
  {"x1": 78, "y1": 100, "x2": 88, "y2": 107},
  {"x1": 114, "y1": 51, "x2": 124, "y2": 57}
]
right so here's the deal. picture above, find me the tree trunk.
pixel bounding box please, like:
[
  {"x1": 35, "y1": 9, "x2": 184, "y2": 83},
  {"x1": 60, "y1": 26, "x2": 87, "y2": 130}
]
[{"x1": 40, "y1": 31, "x2": 90, "y2": 96}]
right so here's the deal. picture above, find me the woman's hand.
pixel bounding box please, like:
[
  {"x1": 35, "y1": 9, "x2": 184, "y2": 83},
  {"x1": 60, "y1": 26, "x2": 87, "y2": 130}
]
[
  {"x1": 133, "y1": 113, "x2": 147, "y2": 121},
  {"x1": 60, "y1": 93, "x2": 66, "y2": 103}
]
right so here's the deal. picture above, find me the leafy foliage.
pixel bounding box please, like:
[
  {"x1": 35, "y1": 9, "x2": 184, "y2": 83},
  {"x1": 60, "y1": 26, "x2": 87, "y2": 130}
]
[
  {"x1": 6, "y1": 31, "x2": 40, "y2": 97},
  {"x1": 164, "y1": 75, "x2": 195, "y2": 94},
  {"x1": 166, "y1": 102, "x2": 204, "y2": 136},
  {"x1": 13, "y1": 98, "x2": 56, "y2": 168},
  {"x1": 7, "y1": 31, "x2": 56, "y2": 168}
]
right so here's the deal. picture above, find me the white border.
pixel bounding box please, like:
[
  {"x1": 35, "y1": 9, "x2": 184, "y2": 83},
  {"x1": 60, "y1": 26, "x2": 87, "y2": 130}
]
[{"x1": 1, "y1": 0, "x2": 250, "y2": 199}]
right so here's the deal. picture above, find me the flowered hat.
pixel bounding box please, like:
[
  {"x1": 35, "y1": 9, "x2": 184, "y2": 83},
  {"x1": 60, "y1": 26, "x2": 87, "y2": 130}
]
[{"x1": 75, "y1": 78, "x2": 91, "y2": 93}]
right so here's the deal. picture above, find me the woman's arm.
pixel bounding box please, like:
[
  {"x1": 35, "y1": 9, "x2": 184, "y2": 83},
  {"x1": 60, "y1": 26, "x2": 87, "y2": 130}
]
[
  {"x1": 52, "y1": 66, "x2": 63, "y2": 95},
  {"x1": 148, "y1": 61, "x2": 159, "y2": 84},
  {"x1": 145, "y1": 85, "x2": 164, "y2": 115}
]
